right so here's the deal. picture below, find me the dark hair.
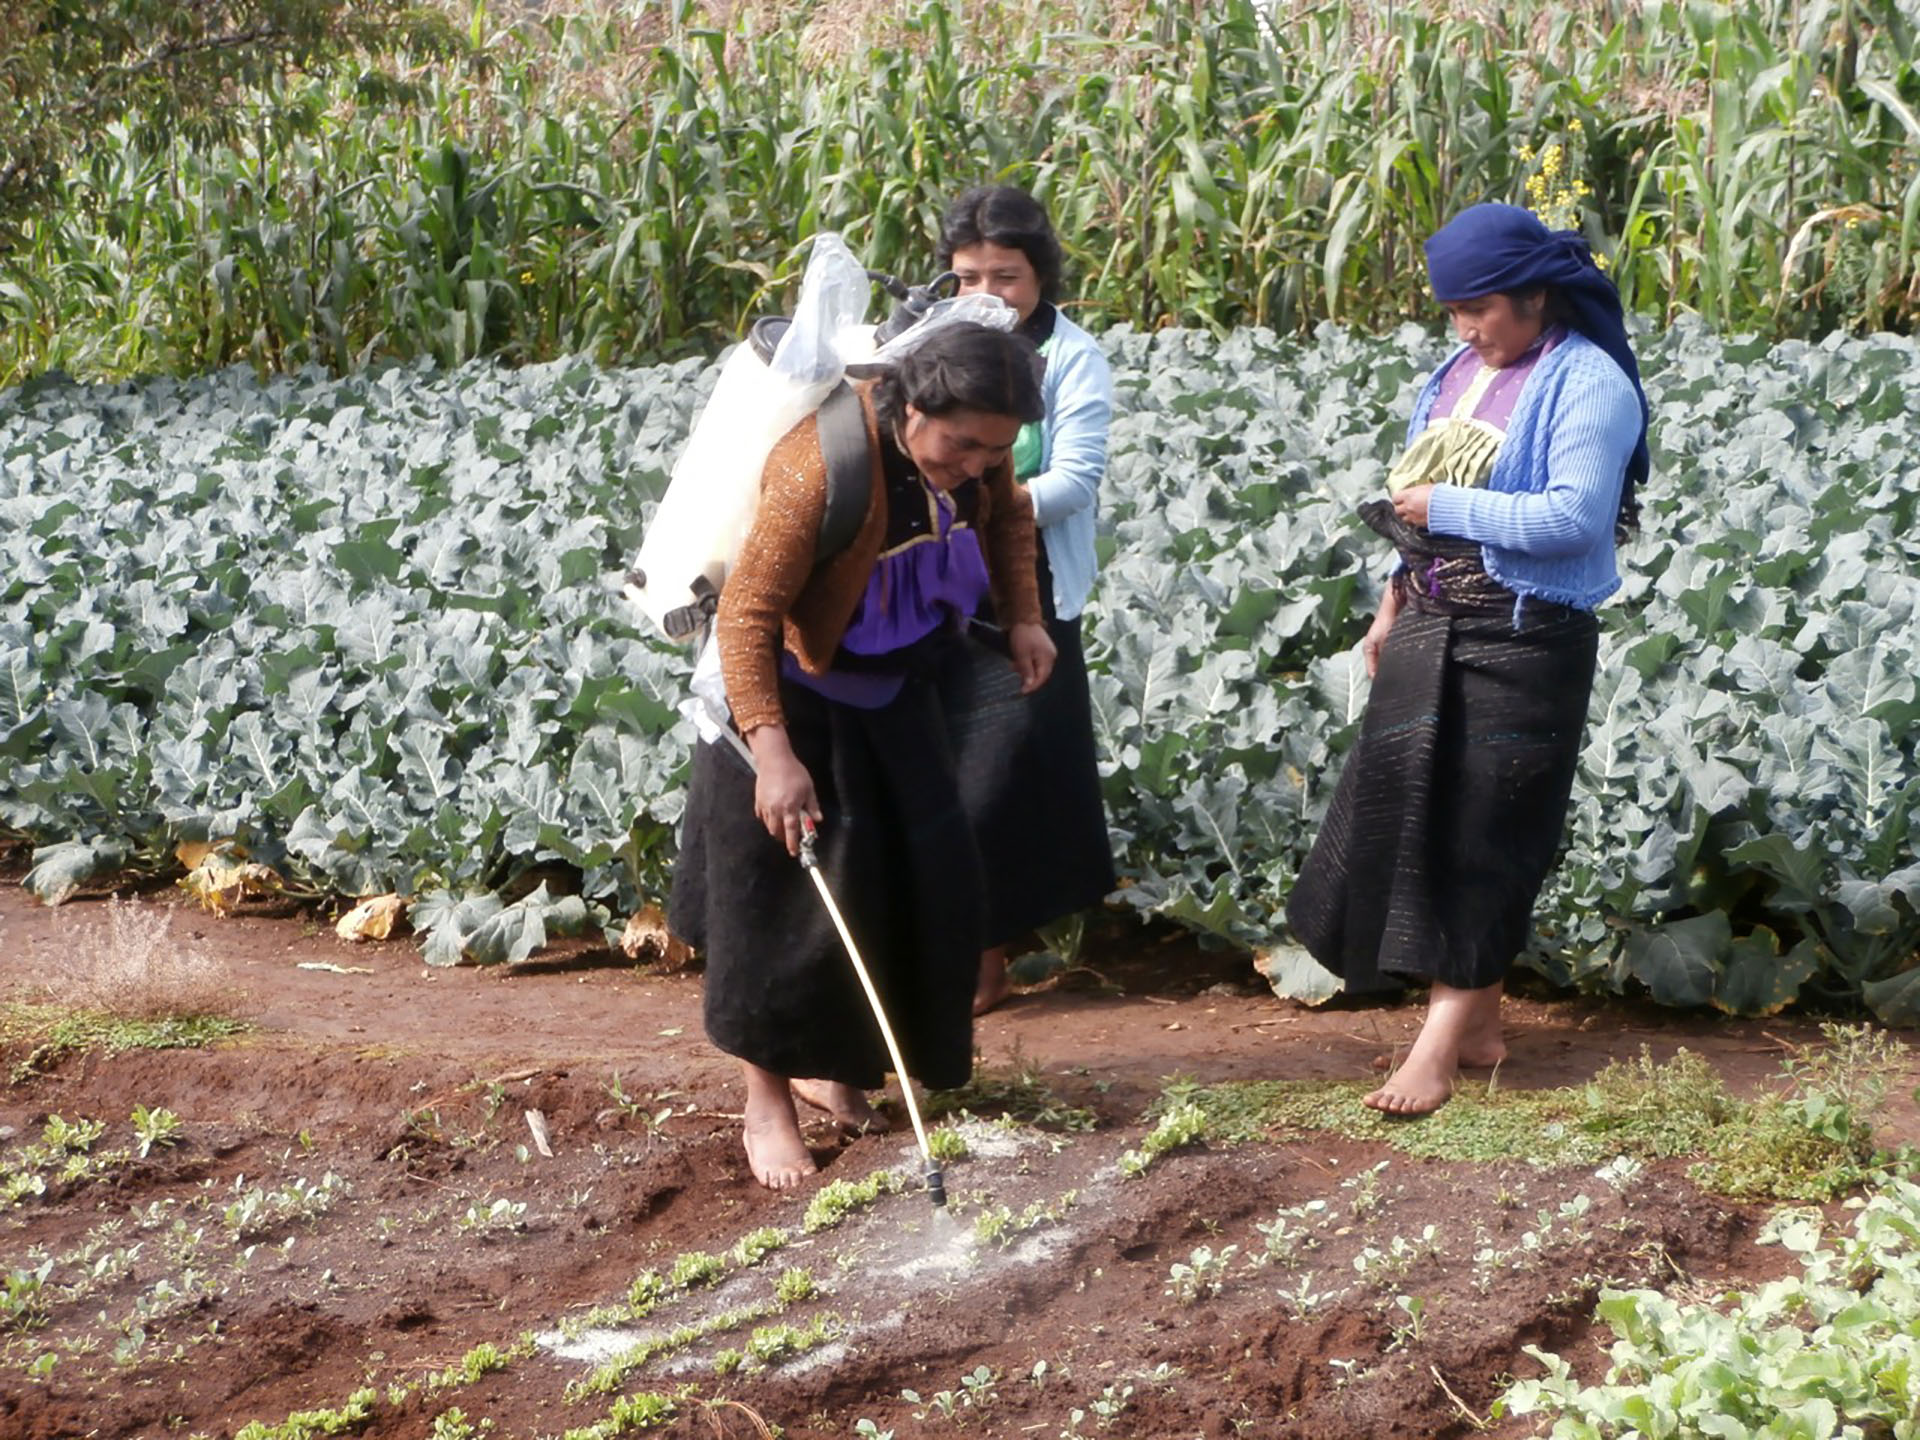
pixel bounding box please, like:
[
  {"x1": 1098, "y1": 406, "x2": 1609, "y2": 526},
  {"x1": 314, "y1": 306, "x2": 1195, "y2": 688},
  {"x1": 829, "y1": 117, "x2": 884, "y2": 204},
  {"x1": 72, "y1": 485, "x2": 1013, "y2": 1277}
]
[
  {"x1": 935, "y1": 185, "x2": 1065, "y2": 305},
  {"x1": 873, "y1": 323, "x2": 1046, "y2": 434},
  {"x1": 1503, "y1": 285, "x2": 1565, "y2": 327}
]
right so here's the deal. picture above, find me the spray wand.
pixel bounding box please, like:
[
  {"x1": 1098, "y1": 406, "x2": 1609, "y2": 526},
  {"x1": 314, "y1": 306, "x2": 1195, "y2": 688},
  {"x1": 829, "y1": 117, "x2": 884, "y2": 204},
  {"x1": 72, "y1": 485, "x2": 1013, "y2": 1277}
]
[{"x1": 799, "y1": 816, "x2": 948, "y2": 1209}]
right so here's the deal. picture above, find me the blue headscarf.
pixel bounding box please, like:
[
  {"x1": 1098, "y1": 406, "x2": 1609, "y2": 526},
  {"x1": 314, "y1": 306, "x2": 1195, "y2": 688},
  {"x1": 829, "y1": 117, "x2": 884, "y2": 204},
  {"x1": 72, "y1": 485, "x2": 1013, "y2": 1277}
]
[{"x1": 1424, "y1": 203, "x2": 1647, "y2": 528}]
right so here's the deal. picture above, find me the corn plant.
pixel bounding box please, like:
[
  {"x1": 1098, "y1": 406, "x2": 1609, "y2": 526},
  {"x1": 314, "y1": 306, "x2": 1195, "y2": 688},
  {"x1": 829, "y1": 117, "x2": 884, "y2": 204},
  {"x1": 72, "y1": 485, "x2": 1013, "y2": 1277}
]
[{"x1": 6, "y1": 0, "x2": 1919, "y2": 387}]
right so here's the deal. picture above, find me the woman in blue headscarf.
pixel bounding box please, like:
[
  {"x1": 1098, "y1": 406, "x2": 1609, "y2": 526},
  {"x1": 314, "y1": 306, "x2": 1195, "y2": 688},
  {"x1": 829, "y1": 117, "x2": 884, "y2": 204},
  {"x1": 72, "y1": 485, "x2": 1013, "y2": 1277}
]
[{"x1": 1286, "y1": 203, "x2": 1648, "y2": 1116}]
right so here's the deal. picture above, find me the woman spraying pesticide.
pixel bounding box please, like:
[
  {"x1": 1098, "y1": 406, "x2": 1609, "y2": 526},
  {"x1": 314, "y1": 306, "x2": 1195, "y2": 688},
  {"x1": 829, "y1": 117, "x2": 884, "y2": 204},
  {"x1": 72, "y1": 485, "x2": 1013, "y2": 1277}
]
[{"x1": 669, "y1": 322, "x2": 1054, "y2": 1190}]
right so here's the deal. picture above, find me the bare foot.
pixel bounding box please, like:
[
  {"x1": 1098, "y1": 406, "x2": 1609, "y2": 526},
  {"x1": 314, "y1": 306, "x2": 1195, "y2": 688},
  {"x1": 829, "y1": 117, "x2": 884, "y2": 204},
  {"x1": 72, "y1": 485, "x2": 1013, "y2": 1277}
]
[
  {"x1": 973, "y1": 947, "x2": 1012, "y2": 1016},
  {"x1": 1370, "y1": 1033, "x2": 1507, "y2": 1073},
  {"x1": 1364, "y1": 1062, "x2": 1456, "y2": 1116},
  {"x1": 790, "y1": 1078, "x2": 891, "y2": 1133},
  {"x1": 740, "y1": 1064, "x2": 818, "y2": 1190},
  {"x1": 1362, "y1": 980, "x2": 1504, "y2": 1118}
]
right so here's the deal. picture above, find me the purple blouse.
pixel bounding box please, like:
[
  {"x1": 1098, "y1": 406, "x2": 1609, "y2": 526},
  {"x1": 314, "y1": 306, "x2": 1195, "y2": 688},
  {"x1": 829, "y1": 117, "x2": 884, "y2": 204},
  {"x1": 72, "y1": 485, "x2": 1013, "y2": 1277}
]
[
  {"x1": 781, "y1": 462, "x2": 991, "y2": 708},
  {"x1": 1429, "y1": 325, "x2": 1566, "y2": 429}
]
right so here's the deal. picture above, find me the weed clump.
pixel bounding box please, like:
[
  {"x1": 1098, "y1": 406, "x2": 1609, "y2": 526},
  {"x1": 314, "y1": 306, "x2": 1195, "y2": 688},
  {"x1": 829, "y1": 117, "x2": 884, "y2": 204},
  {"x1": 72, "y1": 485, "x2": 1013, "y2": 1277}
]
[
  {"x1": 1155, "y1": 1029, "x2": 1913, "y2": 1202},
  {"x1": 1580, "y1": 1048, "x2": 1736, "y2": 1154},
  {"x1": 926, "y1": 1050, "x2": 1097, "y2": 1132},
  {"x1": 45, "y1": 897, "x2": 237, "y2": 1020},
  {"x1": 1694, "y1": 1024, "x2": 1911, "y2": 1201},
  {"x1": 4, "y1": 898, "x2": 249, "y2": 1080}
]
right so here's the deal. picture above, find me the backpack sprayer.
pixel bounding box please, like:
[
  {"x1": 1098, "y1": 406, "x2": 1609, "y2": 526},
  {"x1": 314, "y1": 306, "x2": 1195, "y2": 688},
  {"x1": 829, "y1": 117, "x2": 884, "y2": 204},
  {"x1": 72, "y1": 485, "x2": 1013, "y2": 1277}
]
[
  {"x1": 621, "y1": 254, "x2": 971, "y2": 642},
  {"x1": 623, "y1": 238, "x2": 1010, "y2": 1210}
]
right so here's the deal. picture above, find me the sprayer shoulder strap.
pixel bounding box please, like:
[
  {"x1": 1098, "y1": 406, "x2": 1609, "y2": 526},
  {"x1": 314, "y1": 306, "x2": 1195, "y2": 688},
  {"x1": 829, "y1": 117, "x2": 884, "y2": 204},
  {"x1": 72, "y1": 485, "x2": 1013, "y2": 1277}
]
[{"x1": 813, "y1": 380, "x2": 871, "y2": 570}]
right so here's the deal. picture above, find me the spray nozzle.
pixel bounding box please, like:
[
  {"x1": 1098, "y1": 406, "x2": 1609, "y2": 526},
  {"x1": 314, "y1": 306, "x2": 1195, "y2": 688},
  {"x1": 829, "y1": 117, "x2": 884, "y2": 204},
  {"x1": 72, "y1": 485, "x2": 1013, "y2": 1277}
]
[
  {"x1": 868, "y1": 269, "x2": 960, "y2": 345},
  {"x1": 925, "y1": 1163, "x2": 948, "y2": 1208}
]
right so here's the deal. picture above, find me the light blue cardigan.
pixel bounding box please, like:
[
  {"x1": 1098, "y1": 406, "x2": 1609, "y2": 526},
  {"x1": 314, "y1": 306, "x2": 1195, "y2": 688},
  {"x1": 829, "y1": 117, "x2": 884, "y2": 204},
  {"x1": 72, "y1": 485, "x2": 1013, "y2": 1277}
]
[
  {"x1": 1027, "y1": 312, "x2": 1113, "y2": 621},
  {"x1": 1417, "y1": 329, "x2": 1641, "y2": 614}
]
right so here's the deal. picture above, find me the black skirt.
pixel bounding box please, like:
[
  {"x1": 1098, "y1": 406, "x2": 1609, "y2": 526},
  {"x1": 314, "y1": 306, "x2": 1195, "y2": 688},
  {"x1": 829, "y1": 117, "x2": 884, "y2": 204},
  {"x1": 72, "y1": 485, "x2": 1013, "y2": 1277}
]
[
  {"x1": 939, "y1": 610, "x2": 1117, "y2": 948},
  {"x1": 1285, "y1": 591, "x2": 1598, "y2": 994},
  {"x1": 669, "y1": 671, "x2": 982, "y2": 1090}
]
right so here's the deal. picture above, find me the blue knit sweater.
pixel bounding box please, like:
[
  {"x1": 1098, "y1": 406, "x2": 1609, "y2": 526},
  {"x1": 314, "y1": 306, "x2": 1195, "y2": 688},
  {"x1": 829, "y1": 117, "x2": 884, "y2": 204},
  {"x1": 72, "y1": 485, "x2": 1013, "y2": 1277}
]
[
  {"x1": 1417, "y1": 330, "x2": 1641, "y2": 613},
  {"x1": 1028, "y1": 311, "x2": 1113, "y2": 621}
]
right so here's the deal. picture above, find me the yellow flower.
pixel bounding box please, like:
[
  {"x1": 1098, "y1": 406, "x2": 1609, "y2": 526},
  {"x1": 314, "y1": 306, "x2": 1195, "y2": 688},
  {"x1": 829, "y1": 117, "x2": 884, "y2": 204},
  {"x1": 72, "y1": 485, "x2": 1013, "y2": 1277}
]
[{"x1": 519, "y1": 270, "x2": 535, "y2": 285}]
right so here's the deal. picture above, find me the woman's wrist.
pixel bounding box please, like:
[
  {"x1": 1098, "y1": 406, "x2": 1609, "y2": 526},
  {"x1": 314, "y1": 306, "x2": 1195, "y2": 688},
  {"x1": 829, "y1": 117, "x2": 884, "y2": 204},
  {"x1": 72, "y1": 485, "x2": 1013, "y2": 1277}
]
[{"x1": 745, "y1": 724, "x2": 794, "y2": 763}]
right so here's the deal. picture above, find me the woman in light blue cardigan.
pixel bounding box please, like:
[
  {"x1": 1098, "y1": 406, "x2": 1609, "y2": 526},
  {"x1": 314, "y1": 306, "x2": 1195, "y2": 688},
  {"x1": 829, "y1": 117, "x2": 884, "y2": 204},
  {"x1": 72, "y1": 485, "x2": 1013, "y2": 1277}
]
[
  {"x1": 935, "y1": 186, "x2": 1118, "y2": 1015},
  {"x1": 1287, "y1": 203, "x2": 1649, "y2": 1116}
]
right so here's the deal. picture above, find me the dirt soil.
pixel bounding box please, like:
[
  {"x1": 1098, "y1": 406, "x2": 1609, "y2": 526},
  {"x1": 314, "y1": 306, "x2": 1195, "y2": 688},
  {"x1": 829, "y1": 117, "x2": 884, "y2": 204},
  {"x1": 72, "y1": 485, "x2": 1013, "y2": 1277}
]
[{"x1": 1, "y1": 886, "x2": 1915, "y2": 1440}]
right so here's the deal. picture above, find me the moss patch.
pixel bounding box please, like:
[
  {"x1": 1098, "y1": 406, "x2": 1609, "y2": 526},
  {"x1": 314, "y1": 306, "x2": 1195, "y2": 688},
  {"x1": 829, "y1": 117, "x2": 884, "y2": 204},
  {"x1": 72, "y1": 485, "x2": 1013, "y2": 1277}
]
[
  {"x1": 1156, "y1": 1045, "x2": 1900, "y2": 1200},
  {"x1": 4, "y1": 1002, "x2": 250, "y2": 1082}
]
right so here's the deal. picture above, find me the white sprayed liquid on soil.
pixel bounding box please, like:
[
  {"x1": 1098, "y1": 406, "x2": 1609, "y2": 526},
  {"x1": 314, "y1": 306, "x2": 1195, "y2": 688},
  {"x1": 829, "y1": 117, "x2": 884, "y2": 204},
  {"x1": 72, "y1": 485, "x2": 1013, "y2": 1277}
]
[{"x1": 533, "y1": 1117, "x2": 1118, "y2": 1380}]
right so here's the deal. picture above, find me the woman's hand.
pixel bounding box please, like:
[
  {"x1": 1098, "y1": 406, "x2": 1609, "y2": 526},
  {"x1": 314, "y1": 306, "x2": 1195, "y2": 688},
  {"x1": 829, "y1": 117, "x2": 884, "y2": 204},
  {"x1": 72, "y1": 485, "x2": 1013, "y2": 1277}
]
[
  {"x1": 1361, "y1": 583, "x2": 1403, "y2": 679},
  {"x1": 1391, "y1": 483, "x2": 1433, "y2": 528},
  {"x1": 745, "y1": 724, "x2": 821, "y2": 857},
  {"x1": 1008, "y1": 622, "x2": 1057, "y2": 694}
]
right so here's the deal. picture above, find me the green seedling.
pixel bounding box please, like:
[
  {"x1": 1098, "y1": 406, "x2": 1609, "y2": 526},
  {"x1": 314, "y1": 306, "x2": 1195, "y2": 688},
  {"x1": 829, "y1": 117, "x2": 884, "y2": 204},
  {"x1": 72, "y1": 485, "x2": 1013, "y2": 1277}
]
[
  {"x1": 926, "y1": 1125, "x2": 969, "y2": 1162},
  {"x1": 959, "y1": 1363, "x2": 1001, "y2": 1407},
  {"x1": 667, "y1": 1250, "x2": 725, "y2": 1290},
  {"x1": 455, "y1": 1197, "x2": 526, "y2": 1233},
  {"x1": 802, "y1": 1169, "x2": 901, "y2": 1233},
  {"x1": 972, "y1": 1189, "x2": 1078, "y2": 1249},
  {"x1": 428, "y1": 1340, "x2": 516, "y2": 1389},
  {"x1": 1343, "y1": 1159, "x2": 1391, "y2": 1219},
  {"x1": 232, "y1": 1386, "x2": 378, "y2": 1439},
  {"x1": 131, "y1": 1105, "x2": 183, "y2": 1158},
  {"x1": 42, "y1": 1115, "x2": 105, "y2": 1154},
  {"x1": 926, "y1": 1050, "x2": 1097, "y2": 1131},
  {"x1": 1385, "y1": 1294, "x2": 1428, "y2": 1350},
  {"x1": 559, "y1": 1390, "x2": 677, "y2": 1439},
  {"x1": 628, "y1": 1269, "x2": 666, "y2": 1311},
  {"x1": 773, "y1": 1266, "x2": 816, "y2": 1304},
  {"x1": 569, "y1": 1303, "x2": 776, "y2": 1398},
  {"x1": 1255, "y1": 1198, "x2": 1330, "y2": 1262},
  {"x1": 745, "y1": 1311, "x2": 840, "y2": 1365},
  {"x1": 1165, "y1": 1244, "x2": 1237, "y2": 1304},
  {"x1": 731, "y1": 1226, "x2": 788, "y2": 1267},
  {"x1": 2, "y1": 1262, "x2": 53, "y2": 1332},
  {"x1": 428, "y1": 1408, "x2": 491, "y2": 1440},
  {"x1": 1278, "y1": 1270, "x2": 1339, "y2": 1316},
  {"x1": 603, "y1": 1072, "x2": 677, "y2": 1131},
  {"x1": 1119, "y1": 1101, "x2": 1208, "y2": 1178},
  {"x1": 223, "y1": 1172, "x2": 348, "y2": 1240}
]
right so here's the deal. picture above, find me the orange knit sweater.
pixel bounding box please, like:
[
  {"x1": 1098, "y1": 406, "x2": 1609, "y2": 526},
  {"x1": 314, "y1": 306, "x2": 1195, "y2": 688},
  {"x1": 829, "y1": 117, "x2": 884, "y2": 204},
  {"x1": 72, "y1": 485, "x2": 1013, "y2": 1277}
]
[{"x1": 716, "y1": 383, "x2": 1042, "y2": 734}]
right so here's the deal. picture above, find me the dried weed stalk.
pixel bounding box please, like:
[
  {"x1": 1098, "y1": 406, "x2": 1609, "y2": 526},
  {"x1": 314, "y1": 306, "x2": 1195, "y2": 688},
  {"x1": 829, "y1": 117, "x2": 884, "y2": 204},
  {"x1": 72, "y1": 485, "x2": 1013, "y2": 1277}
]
[{"x1": 42, "y1": 897, "x2": 238, "y2": 1020}]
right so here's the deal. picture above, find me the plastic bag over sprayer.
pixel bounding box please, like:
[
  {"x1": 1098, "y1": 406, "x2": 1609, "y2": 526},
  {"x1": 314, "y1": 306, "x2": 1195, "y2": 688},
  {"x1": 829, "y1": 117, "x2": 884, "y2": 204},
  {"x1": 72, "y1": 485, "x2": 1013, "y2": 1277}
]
[{"x1": 626, "y1": 233, "x2": 872, "y2": 640}]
